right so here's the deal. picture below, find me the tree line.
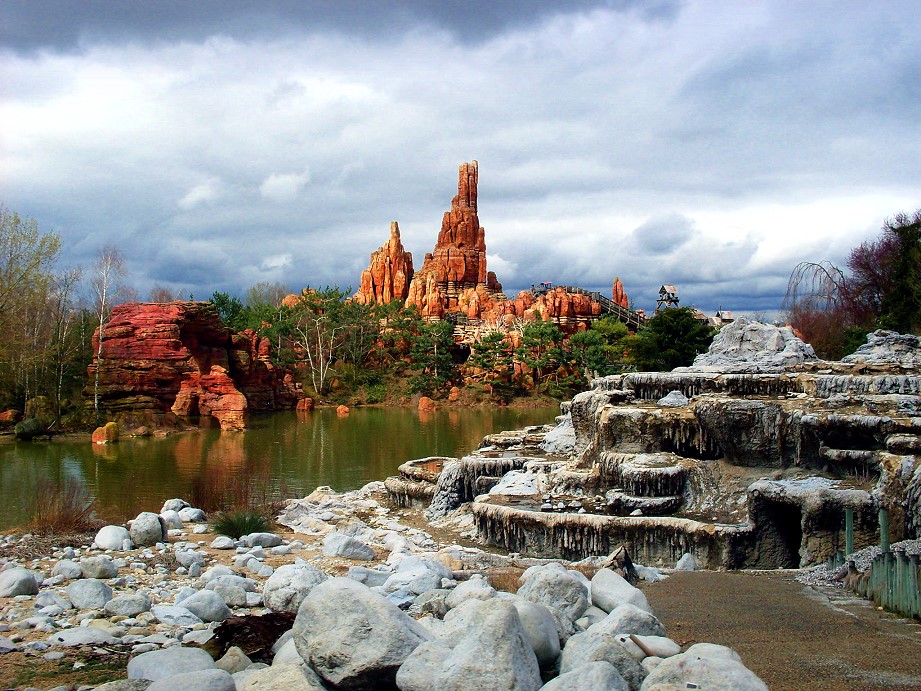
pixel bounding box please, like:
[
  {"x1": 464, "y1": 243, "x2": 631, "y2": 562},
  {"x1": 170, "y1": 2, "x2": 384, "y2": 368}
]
[
  {"x1": 0, "y1": 204, "x2": 719, "y2": 424},
  {"x1": 210, "y1": 284, "x2": 715, "y2": 405}
]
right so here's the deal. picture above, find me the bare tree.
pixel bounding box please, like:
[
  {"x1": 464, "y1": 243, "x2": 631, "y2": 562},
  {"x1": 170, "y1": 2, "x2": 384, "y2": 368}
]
[
  {"x1": 148, "y1": 284, "x2": 183, "y2": 303},
  {"x1": 49, "y1": 267, "x2": 83, "y2": 420},
  {"x1": 90, "y1": 246, "x2": 128, "y2": 415}
]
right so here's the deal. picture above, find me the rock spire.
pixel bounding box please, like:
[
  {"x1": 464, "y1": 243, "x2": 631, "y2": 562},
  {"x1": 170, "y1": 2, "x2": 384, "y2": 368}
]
[
  {"x1": 353, "y1": 221, "x2": 415, "y2": 305},
  {"x1": 406, "y1": 161, "x2": 502, "y2": 318}
]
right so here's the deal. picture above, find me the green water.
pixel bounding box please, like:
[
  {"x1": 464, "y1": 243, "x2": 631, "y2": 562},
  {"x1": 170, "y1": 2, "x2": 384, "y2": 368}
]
[{"x1": 0, "y1": 406, "x2": 558, "y2": 530}]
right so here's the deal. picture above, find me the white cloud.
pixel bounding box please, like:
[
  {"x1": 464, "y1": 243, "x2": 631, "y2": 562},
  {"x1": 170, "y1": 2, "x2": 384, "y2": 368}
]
[
  {"x1": 260, "y1": 253, "x2": 293, "y2": 272},
  {"x1": 259, "y1": 169, "x2": 311, "y2": 202},
  {"x1": 177, "y1": 178, "x2": 222, "y2": 210}
]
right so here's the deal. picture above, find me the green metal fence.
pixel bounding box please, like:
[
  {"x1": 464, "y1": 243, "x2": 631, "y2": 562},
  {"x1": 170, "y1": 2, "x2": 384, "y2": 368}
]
[
  {"x1": 831, "y1": 508, "x2": 921, "y2": 620},
  {"x1": 856, "y1": 549, "x2": 921, "y2": 619}
]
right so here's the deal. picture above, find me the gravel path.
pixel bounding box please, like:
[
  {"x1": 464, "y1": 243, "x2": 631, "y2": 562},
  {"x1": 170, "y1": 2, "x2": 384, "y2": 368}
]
[{"x1": 642, "y1": 570, "x2": 921, "y2": 690}]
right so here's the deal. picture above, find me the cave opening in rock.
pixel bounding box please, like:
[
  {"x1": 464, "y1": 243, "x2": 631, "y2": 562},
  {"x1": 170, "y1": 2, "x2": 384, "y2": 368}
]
[
  {"x1": 758, "y1": 500, "x2": 804, "y2": 568},
  {"x1": 451, "y1": 344, "x2": 471, "y2": 364}
]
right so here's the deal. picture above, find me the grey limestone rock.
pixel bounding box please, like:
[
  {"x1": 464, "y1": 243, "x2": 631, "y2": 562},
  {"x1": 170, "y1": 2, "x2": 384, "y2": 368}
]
[
  {"x1": 178, "y1": 507, "x2": 206, "y2": 523},
  {"x1": 105, "y1": 593, "x2": 151, "y2": 617},
  {"x1": 681, "y1": 317, "x2": 817, "y2": 373},
  {"x1": 91, "y1": 680, "x2": 152, "y2": 691},
  {"x1": 211, "y1": 536, "x2": 236, "y2": 549},
  {"x1": 241, "y1": 532, "x2": 283, "y2": 548},
  {"x1": 591, "y1": 568, "x2": 652, "y2": 613},
  {"x1": 539, "y1": 414, "x2": 576, "y2": 456},
  {"x1": 842, "y1": 330, "x2": 921, "y2": 368},
  {"x1": 516, "y1": 562, "x2": 588, "y2": 622},
  {"x1": 150, "y1": 605, "x2": 203, "y2": 627},
  {"x1": 589, "y1": 603, "x2": 667, "y2": 638},
  {"x1": 639, "y1": 650, "x2": 768, "y2": 690},
  {"x1": 94, "y1": 525, "x2": 132, "y2": 551},
  {"x1": 271, "y1": 639, "x2": 303, "y2": 668},
  {"x1": 675, "y1": 553, "x2": 699, "y2": 571},
  {"x1": 559, "y1": 629, "x2": 646, "y2": 688},
  {"x1": 215, "y1": 645, "x2": 252, "y2": 674},
  {"x1": 541, "y1": 660, "x2": 629, "y2": 691},
  {"x1": 179, "y1": 589, "x2": 232, "y2": 622},
  {"x1": 48, "y1": 627, "x2": 117, "y2": 646},
  {"x1": 657, "y1": 390, "x2": 689, "y2": 407},
  {"x1": 0, "y1": 567, "x2": 38, "y2": 597},
  {"x1": 425, "y1": 460, "x2": 465, "y2": 519},
  {"x1": 507, "y1": 597, "x2": 560, "y2": 668},
  {"x1": 127, "y1": 646, "x2": 216, "y2": 681},
  {"x1": 159, "y1": 510, "x2": 183, "y2": 530},
  {"x1": 444, "y1": 574, "x2": 495, "y2": 609},
  {"x1": 684, "y1": 642, "x2": 743, "y2": 662},
  {"x1": 81, "y1": 555, "x2": 117, "y2": 579},
  {"x1": 130, "y1": 512, "x2": 166, "y2": 547},
  {"x1": 146, "y1": 668, "x2": 235, "y2": 691},
  {"x1": 160, "y1": 498, "x2": 190, "y2": 513},
  {"x1": 396, "y1": 598, "x2": 541, "y2": 691},
  {"x1": 322, "y1": 533, "x2": 374, "y2": 561},
  {"x1": 238, "y1": 663, "x2": 326, "y2": 690},
  {"x1": 66, "y1": 578, "x2": 113, "y2": 610},
  {"x1": 382, "y1": 557, "x2": 452, "y2": 595},
  {"x1": 263, "y1": 564, "x2": 328, "y2": 614},
  {"x1": 176, "y1": 550, "x2": 205, "y2": 568},
  {"x1": 348, "y1": 565, "x2": 390, "y2": 588},
  {"x1": 51, "y1": 559, "x2": 83, "y2": 580},
  {"x1": 293, "y1": 577, "x2": 429, "y2": 689},
  {"x1": 209, "y1": 581, "x2": 248, "y2": 607}
]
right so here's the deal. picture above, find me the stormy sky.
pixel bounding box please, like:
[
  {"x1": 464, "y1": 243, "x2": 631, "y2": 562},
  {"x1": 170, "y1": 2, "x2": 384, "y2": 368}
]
[{"x1": 2, "y1": 1, "x2": 918, "y2": 315}]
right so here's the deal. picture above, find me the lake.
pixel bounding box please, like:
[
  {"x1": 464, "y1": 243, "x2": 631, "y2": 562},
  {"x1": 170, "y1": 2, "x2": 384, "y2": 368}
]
[{"x1": 0, "y1": 406, "x2": 559, "y2": 530}]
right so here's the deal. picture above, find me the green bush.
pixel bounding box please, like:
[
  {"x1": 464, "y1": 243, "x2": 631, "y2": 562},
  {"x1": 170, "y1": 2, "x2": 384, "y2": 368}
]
[
  {"x1": 211, "y1": 510, "x2": 272, "y2": 539},
  {"x1": 365, "y1": 383, "x2": 388, "y2": 404}
]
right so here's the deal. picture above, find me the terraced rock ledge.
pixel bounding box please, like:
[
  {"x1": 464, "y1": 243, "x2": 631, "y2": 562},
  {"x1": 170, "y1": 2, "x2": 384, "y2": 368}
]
[{"x1": 388, "y1": 322, "x2": 921, "y2": 570}]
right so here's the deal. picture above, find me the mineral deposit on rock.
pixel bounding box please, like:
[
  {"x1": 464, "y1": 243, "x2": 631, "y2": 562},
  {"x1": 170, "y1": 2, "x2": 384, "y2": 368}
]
[{"x1": 681, "y1": 317, "x2": 818, "y2": 373}]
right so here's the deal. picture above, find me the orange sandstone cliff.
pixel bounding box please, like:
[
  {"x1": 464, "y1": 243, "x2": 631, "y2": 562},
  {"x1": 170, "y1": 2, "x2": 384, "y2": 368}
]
[{"x1": 87, "y1": 302, "x2": 301, "y2": 431}]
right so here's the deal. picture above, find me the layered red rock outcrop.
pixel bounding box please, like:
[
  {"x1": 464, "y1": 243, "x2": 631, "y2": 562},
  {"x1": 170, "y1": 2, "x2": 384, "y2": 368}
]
[
  {"x1": 353, "y1": 221, "x2": 415, "y2": 305},
  {"x1": 87, "y1": 302, "x2": 302, "y2": 431},
  {"x1": 406, "y1": 161, "x2": 503, "y2": 318}
]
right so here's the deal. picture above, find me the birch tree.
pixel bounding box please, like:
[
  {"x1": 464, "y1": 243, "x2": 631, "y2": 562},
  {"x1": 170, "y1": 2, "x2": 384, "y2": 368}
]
[{"x1": 90, "y1": 246, "x2": 127, "y2": 415}]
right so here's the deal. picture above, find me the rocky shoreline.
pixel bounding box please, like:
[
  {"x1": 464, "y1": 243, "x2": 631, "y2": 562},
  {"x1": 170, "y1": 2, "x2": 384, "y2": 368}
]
[{"x1": 0, "y1": 479, "x2": 767, "y2": 690}]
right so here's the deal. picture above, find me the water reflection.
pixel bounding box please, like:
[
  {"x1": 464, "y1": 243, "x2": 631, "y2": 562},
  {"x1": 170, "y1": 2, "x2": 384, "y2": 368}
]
[{"x1": 0, "y1": 406, "x2": 557, "y2": 529}]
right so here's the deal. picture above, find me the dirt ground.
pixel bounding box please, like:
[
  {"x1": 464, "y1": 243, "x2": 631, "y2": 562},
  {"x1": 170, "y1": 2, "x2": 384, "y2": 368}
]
[{"x1": 641, "y1": 570, "x2": 921, "y2": 690}]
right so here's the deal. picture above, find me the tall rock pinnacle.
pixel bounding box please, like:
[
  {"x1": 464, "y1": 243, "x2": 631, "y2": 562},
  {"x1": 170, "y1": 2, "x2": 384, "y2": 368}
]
[
  {"x1": 353, "y1": 221, "x2": 415, "y2": 305},
  {"x1": 406, "y1": 161, "x2": 501, "y2": 317}
]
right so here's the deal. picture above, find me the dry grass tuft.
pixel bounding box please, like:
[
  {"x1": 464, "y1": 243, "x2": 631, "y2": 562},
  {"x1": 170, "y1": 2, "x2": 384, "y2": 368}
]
[{"x1": 27, "y1": 478, "x2": 98, "y2": 534}]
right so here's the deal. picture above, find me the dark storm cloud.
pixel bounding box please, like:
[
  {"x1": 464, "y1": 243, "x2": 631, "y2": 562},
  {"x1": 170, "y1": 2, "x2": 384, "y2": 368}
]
[
  {"x1": 0, "y1": 0, "x2": 678, "y2": 53},
  {"x1": 630, "y1": 214, "x2": 694, "y2": 254}
]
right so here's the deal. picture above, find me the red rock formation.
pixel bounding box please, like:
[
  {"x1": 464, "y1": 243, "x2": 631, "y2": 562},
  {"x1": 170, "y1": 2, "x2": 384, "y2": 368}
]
[
  {"x1": 87, "y1": 302, "x2": 302, "y2": 431},
  {"x1": 406, "y1": 161, "x2": 503, "y2": 318},
  {"x1": 91, "y1": 422, "x2": 119, "y2": 444},
  {"x1": 465, "y1": 287, "x2": 603, "y2": 334},
  {"x1": 612, "y1": 277, "x2": 629, "y2": 309},
  {"x1": 353, "y1": 222, "x2": 414, "y2": 305}
]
